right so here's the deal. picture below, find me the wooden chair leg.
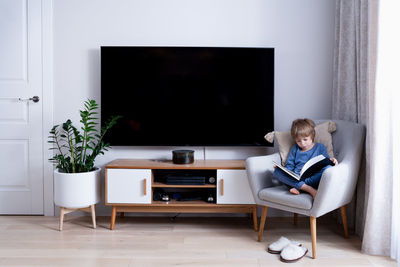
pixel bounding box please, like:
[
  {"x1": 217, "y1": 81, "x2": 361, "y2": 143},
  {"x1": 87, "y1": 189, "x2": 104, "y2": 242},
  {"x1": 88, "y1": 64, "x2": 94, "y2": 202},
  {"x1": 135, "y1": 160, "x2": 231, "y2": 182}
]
[
  {"x1": 59, "y1": 207, "x2": 65, "y2": 231},
  {"x1": 340, "y1": 206, "x2": 349, "y2": 238},
  {"x1": 90, "y1": 204, "x2": 96, "y2": 229},
  {"x1": 252, "y1": 206, "x2": 258, "y2": 231},
  {"x1": 310, "y1": 216, "x2": 317, "y2": 259},
  {"x1": 257, "y1": 206, "x2": 268, "y2": 242},
  {"x1": 293, "y1": 213, "x2": 298, "y2": 225}
]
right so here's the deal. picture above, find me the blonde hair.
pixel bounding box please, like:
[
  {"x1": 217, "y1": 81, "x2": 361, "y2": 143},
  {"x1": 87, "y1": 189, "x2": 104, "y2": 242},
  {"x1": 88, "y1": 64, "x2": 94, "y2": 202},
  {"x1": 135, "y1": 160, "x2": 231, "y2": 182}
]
[{"x1": 291, "y1": 118, "x2": 316, "y2": 141}]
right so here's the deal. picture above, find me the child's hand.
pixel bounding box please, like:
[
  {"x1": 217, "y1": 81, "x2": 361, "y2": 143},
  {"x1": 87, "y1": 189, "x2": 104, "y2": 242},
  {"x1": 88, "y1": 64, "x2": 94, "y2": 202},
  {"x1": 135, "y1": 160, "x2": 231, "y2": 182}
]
[
  {"x1": 330, "y1": 157, "x2": 338, "y2": 165},
  {"x1": 273, "y1": 164, "x2": 277, "y2": 169}
]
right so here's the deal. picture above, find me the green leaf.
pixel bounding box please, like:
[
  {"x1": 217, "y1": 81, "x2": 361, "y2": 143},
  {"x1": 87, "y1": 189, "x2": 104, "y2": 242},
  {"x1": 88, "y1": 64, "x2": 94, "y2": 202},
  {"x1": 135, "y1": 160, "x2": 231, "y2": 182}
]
[{"x1": 48, "y1": 99, "x2": 120, "y2": 173}]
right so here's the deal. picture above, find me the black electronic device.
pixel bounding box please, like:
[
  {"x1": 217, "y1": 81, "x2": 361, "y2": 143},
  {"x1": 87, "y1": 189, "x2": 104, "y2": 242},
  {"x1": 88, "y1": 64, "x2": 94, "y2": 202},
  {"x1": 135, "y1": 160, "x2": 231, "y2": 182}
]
[
  {"x1": 101, "y1": 46, "x2": 274, "y2": 146},
  {"x1": 178, "y1": 196, "x2": 203, "y2": 202},
  {"x1": 172, "y1": 150, "x2": 194, "y2": 164},
  {"x1": 153, "y1": 190, "x2": 164, "y2": 201},
  {"x1": 165, "y1": 175, "x2": 205, "y2": 185}
]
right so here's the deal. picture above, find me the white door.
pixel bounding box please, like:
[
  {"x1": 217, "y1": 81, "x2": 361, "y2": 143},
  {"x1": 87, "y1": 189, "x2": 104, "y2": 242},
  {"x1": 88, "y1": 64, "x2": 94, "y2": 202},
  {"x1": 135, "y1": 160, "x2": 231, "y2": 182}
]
[
  {"x1": 106, "y1": 169, "x2": 151, "y2": 204},
  {"x1": 0, "y1": 0, "x2": 43, "y2": 214},
  {"x1": 217, "y1": 170, "x2": 255, "y2": 204}
]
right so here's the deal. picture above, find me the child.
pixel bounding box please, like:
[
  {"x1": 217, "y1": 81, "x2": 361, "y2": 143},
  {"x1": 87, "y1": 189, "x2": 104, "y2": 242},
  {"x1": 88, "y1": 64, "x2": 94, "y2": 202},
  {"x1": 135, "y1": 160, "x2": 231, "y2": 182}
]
[{"x1": 273, "y1": 119, "x2": 338, "y2": 199}]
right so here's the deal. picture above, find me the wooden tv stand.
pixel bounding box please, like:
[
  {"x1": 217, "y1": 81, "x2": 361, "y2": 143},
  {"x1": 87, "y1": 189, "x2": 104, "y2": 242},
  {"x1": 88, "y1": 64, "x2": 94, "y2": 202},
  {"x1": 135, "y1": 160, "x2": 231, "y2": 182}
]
[{"x1": 105, "y1": 159, "x2": 257, "y2": 230}]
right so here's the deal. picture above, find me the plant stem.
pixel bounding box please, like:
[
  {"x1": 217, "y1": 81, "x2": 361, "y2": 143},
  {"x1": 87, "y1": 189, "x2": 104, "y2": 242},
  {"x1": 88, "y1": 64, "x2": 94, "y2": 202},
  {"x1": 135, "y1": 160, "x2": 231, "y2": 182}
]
[
  {"x1": 81, "y1": 128, "x2": 87, "y2": 165},
  {"x1": 66, "y1": 130, "x2": 76, "y2": 173},
  {"x1": 53, "y1": 130, "x2": 68, "y2": 172}
]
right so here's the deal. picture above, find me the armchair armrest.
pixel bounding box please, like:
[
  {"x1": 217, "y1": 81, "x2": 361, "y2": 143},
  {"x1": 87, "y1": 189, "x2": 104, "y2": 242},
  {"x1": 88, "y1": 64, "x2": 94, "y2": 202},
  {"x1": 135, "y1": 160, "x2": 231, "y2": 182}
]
[
  {"x1": 246, "y1": 153, "x2": 281, "y2": 204},
  {"x1": 310, "y1": 160, "x2": 357, "y2": 218}
]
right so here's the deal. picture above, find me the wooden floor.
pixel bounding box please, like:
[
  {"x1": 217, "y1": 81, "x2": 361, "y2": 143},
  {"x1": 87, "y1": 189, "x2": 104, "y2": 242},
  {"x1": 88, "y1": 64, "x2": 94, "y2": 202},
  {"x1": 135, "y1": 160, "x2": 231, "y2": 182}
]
[{"x1": 0, "y1": 215, "x2": 396, "y2": 267}]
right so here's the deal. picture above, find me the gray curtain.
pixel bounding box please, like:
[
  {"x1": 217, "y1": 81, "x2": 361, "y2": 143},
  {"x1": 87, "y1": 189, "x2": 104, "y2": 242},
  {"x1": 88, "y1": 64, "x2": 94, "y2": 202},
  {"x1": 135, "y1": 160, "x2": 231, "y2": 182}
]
[
  {"x1": 333, "y1": 0, "x2": 392, "y2": 256},
  {"x1": 333, "y1": 0, "x2": 369, "y2": 236},
  {"x1": 333, "y1": 1, "x2": 369, "y2": 124}
]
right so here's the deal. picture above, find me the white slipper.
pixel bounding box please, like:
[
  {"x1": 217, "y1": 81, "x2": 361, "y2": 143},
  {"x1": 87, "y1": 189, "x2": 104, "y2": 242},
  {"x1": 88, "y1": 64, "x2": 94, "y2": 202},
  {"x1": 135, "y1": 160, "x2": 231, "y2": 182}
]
[
  {"x1": 268, "y1": 236, "x2": 299, "y2": 254},
  {"x1": 280, "y1": 243, "x2": 308, "y2": 263}
]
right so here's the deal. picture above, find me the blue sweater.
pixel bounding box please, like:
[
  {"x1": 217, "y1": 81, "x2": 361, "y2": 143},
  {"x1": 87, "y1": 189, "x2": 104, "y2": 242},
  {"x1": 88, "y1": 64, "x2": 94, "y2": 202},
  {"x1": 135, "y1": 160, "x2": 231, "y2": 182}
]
[{"x1": 285, "y1": 143, "x2": 330, "y2": 175}]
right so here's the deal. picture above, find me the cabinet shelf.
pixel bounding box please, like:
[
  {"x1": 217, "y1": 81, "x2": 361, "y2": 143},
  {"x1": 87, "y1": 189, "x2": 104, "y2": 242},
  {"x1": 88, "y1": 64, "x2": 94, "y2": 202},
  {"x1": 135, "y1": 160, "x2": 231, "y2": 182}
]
[
  {"x1": 151, "y1": 199, "x2": 215, "y2": 206},
  {"x1": 152, "y1": 182, "x2": 216, "y2": 188}
]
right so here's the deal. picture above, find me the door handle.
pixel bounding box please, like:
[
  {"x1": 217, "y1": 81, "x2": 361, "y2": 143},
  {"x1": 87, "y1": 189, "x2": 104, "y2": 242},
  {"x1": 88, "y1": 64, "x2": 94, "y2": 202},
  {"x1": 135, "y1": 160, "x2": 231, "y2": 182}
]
[
  {"x1": 18, "y1": 96, "x2": 40, "y2": 103},
  {"x1": 143, "y1": 178, "x2": 147, "y2": 195},
  {"x1": 220, "y1": 179, "x2": 224, "y2": 196}
]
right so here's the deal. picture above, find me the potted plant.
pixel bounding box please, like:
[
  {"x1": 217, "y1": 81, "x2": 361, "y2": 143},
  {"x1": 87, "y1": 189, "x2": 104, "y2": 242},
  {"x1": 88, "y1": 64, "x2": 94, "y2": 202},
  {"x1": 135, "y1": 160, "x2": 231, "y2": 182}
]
[{"x1": 49, "y1": 99, "x2": 119, "y2": 230}]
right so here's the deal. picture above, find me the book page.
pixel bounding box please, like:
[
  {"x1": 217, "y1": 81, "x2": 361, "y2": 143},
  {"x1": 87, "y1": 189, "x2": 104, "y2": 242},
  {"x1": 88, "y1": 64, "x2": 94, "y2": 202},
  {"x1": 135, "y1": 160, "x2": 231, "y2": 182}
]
[
  {"x1": 299, "y1": 154, "x2": 326, "y2": 177},
  {"x1": 273, "y1": 160, "x2": 300, "y2": 180}
]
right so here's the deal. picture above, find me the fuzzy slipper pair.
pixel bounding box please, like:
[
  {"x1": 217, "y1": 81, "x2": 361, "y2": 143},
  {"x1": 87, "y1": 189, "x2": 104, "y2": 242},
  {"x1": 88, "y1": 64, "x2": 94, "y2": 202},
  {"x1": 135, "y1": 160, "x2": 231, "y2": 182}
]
[{"x1": 267, "y1": 236, "x2": 308, "y2": 263}]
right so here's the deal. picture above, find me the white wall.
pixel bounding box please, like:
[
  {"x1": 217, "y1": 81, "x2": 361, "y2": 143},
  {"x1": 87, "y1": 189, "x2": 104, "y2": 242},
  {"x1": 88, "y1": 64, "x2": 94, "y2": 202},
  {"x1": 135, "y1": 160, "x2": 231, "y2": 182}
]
[{"x1": 53, "y1": 0, "x2": 335, "y2": 215}]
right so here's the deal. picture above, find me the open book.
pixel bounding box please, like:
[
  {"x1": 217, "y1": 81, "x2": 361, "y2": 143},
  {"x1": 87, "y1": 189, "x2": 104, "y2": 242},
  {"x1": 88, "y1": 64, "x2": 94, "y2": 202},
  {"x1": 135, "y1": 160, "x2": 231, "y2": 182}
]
[{"x1": 273, "y1": 155, "x2": 335, "y2": 181}]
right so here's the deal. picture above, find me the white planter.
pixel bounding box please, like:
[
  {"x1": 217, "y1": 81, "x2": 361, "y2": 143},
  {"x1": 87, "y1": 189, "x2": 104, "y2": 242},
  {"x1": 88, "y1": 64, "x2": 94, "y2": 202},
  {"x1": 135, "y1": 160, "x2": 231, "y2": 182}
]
[{"x1": 54, "y1": 168, "x2": 101, "y2": 209}]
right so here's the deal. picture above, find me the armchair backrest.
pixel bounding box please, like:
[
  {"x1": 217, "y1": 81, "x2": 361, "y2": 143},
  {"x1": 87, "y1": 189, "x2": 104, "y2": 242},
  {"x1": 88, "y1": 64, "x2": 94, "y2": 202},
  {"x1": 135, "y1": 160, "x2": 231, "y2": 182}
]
[{"x1": 317, "y1": 119, "x2": 365, "y2": 177}]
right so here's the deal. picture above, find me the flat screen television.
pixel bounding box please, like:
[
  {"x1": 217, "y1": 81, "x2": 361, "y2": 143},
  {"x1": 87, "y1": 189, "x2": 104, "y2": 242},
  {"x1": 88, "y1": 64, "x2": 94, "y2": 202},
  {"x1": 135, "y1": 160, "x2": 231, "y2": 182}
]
[{"x1": 101, "y1": 46, "x2": 274, "y2": 146}]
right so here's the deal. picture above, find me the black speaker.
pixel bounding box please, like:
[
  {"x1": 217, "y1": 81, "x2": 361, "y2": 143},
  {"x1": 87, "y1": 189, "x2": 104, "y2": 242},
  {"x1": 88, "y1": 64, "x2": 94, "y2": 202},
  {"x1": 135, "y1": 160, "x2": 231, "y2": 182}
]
[{"x1": 172, "y1": 150, "x2": 194, "y2": 164}]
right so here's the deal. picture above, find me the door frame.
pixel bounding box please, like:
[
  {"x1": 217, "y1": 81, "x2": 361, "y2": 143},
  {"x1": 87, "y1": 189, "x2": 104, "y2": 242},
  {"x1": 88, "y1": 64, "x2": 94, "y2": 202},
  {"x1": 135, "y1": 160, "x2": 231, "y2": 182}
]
[{"x1": 42, "y1": 0, "x2": 54, "y2": 216}]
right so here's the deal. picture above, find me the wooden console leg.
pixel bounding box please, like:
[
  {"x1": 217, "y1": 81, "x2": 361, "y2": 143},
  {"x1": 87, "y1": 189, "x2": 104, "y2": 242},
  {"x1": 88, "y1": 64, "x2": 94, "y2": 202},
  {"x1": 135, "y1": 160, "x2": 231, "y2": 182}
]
[
  {"x1": 252, "y1": 206, "x2": 258, "y2": 231},
  {"x1": 59, "y1": 207, "x2": 65, "y2": 231},
  {"x1": 258, "y1": 206, "x2": 268, "y2": 242},
  {"x1": 90, "y1": 204, "x2": 96, "y2": 229},
  {"x1": 120, "y1": 212, "x2": 125, "y2": 218},
  {"x1": 110, "y1": 206, "x2": 117, "y2": 230},
  {"x1": 293, "y1": 213, "x2": 298, "y2": 225}
]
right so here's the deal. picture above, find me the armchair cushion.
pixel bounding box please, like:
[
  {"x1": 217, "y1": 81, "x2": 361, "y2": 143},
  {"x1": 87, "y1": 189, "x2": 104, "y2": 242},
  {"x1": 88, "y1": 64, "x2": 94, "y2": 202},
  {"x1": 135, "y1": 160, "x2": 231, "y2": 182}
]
[
  {"x1": 258, "y1": 185, "x2": 313, "y2": 210},
  {"x1": 264, "y1": 121, "x2": 337, "y2": 165}
]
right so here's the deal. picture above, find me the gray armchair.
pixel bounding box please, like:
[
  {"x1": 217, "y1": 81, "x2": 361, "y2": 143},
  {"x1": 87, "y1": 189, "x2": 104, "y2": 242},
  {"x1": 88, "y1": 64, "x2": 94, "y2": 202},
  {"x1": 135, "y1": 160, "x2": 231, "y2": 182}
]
[{"x1": 246, "y1": 120, "x2": 365, "y2": 259}]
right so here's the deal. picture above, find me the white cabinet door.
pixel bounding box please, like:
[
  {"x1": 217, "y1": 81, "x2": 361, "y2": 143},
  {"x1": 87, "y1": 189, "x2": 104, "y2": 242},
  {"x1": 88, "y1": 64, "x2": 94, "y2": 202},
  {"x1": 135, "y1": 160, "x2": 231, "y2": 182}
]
[
  {"x1": 217, "y1": 170, "x2": 255, "y2": 204},
  {"x1": 107, "y1": 169, "x2": 151, "y2": 204}
]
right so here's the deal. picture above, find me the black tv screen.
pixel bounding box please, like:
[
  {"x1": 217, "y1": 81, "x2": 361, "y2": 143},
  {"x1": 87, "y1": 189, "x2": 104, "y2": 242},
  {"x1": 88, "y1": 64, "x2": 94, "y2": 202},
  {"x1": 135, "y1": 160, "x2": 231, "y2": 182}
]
[{"x1": 101, "y1": 46, "x2": 274, "y2": 146}]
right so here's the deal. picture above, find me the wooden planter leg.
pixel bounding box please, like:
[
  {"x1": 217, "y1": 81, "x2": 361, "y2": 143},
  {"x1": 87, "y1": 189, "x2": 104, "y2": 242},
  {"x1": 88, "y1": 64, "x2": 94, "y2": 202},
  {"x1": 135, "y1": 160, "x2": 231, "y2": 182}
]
[
  {"x1": 59, "y1": 207, "x2": 66, "y2": 231},
  {"x1": 59, "y1": 205, "x2": 97, "y2": 231},
  {"x1": 90, "y1": 204, "x2": 96, "y2": 229}
]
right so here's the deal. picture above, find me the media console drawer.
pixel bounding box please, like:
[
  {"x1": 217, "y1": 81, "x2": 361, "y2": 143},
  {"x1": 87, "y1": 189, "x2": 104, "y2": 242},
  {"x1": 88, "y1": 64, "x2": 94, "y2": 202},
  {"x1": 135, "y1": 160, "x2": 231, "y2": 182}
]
[{"x1": 105, "y1": 159, "x2": 257, "y2": 230}]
